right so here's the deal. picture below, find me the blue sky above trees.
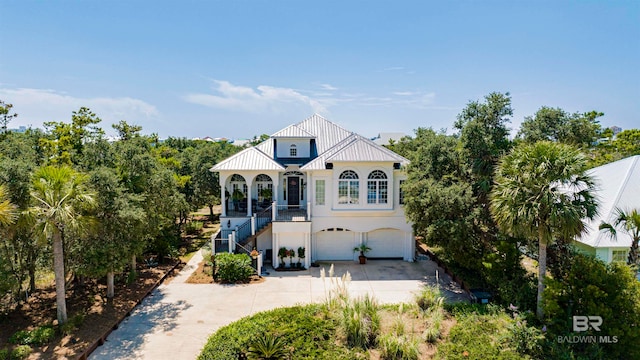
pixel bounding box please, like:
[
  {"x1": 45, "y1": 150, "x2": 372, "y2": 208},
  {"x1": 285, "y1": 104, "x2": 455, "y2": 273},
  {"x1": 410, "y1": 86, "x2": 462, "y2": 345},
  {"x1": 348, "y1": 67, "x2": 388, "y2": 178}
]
[{"x1": 0, "y1": 0, "x2": 637, "y2": 139}]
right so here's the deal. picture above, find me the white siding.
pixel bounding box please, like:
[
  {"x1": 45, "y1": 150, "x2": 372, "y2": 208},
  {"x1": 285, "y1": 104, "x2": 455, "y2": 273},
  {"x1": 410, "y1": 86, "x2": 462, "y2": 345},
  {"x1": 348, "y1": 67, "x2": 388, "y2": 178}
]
[{"x1": 276, "y1": 139, "x2": 311, "y2": 158}]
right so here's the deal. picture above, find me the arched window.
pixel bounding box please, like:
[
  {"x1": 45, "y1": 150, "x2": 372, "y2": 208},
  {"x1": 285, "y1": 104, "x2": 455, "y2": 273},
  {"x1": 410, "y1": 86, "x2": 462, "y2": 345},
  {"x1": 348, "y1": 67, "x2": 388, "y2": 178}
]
[
  {"x1": 338, "y1": 170, "x2": 359, "y2": 204},
  {"x1": 255, "y1": 174, "x2": 273, "y2": 202},
  {"x1": 367, "y1": 170, "x2": 388, "y2": 204},
  {"x1": 290, "y1": 144, "x2": 297, "y2": 157}
]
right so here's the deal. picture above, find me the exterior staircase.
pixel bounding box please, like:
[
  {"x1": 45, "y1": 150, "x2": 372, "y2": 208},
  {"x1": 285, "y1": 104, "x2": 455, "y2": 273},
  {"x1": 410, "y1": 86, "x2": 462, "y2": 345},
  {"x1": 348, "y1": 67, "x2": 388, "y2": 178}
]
[{"x1": 214, "y1": 205, "x2": 272, "y2": 254}]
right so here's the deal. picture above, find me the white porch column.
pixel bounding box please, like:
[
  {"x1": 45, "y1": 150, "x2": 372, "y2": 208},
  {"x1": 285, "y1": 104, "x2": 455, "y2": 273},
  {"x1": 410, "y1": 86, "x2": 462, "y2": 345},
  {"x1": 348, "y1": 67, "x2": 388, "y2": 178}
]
[
  {"x1": 246, "y1": 182, "x2": 253, "y2": 217},
  {"x1": 273, "y1": 233, "x2": 279, "y2": 265},
  {"x1": 272, "y1": 200, "x2": 276, "y2": 221},
  {"x1": 272, "y1": 174, "x2": 280, "y2": 206},
  {"x1": 228, "y1": 233, "x2": 233, "y2": 253},
  {"x1": 220, "y1": 174, "x2": 228, "y2": 217},
  {"x1": 305, "y1": 232, "x2": 311, "y2": 269}
]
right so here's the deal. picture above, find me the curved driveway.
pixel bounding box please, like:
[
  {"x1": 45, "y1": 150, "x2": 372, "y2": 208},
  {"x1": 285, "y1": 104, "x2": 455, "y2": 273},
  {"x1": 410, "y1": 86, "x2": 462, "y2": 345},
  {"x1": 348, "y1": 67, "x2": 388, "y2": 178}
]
[{"x1": 89, "y1": 251, "x2": 468, "y2": 360}]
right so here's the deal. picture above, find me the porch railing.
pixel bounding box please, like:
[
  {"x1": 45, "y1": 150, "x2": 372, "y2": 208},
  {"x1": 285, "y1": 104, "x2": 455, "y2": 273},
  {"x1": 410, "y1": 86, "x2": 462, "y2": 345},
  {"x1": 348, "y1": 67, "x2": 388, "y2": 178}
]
[
  {"x1": 220, "y1": 228, "x2": 233, "y2": 241},
  {"x1": 274, "y1": 203, "x2": 309, "y2": 221},
  {"x1": 256, "y1": 204, "x2": 272, "y2": 231},
  {"x1": 236, "y1": 218, "x2": 252, "y2": 244}
]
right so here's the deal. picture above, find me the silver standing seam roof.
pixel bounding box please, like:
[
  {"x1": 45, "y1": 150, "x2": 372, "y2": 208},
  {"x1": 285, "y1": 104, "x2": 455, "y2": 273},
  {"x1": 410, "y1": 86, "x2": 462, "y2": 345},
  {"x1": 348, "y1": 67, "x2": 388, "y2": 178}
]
[
  {"x1": 211, "y1": 146, "x2": 284, "y2": 171},
  {"x1": 211, "y1": 113, "x2": 408, "y2": 171},
  {"x1": 575, "y1": 155, "x2": 640, "y2": 248}
]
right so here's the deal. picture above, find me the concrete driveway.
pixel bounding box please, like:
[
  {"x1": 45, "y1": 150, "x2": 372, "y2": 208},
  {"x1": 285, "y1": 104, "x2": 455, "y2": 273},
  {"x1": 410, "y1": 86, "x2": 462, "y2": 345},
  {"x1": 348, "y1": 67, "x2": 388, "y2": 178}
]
[{"x1": 89, "y1": 251, "x2": 468, "y2": 360}]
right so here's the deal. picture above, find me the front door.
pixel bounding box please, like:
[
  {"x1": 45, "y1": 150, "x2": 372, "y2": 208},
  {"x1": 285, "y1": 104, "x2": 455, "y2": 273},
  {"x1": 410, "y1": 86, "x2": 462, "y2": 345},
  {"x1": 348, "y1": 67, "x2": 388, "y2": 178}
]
[{"x1": 287, "y1": 176, "x2": 300, "y2": 206}]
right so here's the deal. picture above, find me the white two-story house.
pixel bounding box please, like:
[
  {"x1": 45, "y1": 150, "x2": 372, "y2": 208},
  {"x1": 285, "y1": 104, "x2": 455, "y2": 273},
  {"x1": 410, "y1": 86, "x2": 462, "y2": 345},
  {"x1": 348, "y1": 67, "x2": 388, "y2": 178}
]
[{"x1": 211, "y1": 114, "x2": 414, "y2": 267}]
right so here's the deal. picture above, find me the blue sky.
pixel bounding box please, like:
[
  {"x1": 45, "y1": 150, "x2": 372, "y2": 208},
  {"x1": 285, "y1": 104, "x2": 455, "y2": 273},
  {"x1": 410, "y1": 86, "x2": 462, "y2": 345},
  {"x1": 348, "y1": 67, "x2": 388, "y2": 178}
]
[{"x1": 1, "y1": 1, "x2": 638, "y2": 140}]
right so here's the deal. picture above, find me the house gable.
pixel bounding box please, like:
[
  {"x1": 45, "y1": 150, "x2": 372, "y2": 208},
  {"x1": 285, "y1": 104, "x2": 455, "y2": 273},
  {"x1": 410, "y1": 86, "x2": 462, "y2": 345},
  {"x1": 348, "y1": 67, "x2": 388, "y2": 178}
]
[{"x1": 575, "y1": 155, "x2": 640, "y2": 249}]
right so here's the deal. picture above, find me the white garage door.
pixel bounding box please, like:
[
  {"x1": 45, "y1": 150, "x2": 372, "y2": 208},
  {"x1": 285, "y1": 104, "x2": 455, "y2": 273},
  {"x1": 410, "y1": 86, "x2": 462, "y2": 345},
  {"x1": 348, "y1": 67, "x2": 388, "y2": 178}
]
[
  {"x1": 367, "y1": 229, "x2": 404, "y2": 259},
  {"x1": 315, "y1": 229, "x2": 355, "y2": 260}
]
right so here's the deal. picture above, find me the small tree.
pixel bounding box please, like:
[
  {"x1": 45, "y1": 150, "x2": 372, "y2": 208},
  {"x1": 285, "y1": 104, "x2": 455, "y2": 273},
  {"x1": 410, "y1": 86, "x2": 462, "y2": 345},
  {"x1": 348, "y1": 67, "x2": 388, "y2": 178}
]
[
  {"x1": 491, "y1": 141, "x2": 598, "y2": 319},
  {"x1": 599, "y1": 208, "x2": 640, "y2": 269},
  {"x1": 30, "y1": 166, "x2": 95, "y2": 324},
  {"x1": 0, "y1": 100, "x2": 18, "y2": 135}
]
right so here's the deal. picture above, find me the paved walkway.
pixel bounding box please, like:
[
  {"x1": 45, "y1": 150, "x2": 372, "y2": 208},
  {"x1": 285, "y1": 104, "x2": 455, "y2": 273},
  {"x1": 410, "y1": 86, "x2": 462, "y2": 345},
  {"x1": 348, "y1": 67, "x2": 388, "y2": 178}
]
[{"x1": 89, "y1": 251, "x2": 468, "y2": 360}]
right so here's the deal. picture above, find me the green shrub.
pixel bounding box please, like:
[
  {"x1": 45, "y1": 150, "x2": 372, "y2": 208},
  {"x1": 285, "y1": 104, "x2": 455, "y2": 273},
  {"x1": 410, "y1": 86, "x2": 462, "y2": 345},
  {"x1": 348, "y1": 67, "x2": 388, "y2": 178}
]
[
  {"x1": 0, "y1": 349, "x2": 8, "y2": 360},
  {"x1": 199, "y1": 305, "x2": 359, "y2": 359},
  {"x1": 423, "y1": 307, "x2": 444, "y2": 343},
  {"x1": 214, "y1": 253, "x2": 254, "y2": 283},
  {"x1": 481, "y1": 237, "x2": 537, "y2": 311},
  {"x1": 505, "y1": 306, "x2": 543, "y2": 357},
  {"x1": 10, "y1": 345, "x2": 32, "y2": 360},
  {"x1": 543, "y1": 252, "x2": 640, "y2": 359},
  {"x1": 9, "y1": 325, "x2": 55, "y2": 346},
  {"x1": 415, "y1": 285, "x2": 444, "y2": 311},
  {"x1": 423, "y1": 325, "x2": 440, "y2": 344},
  {"x1": 247, "y1": 333, "x2": 289, "y2": 360},
  {"x1": 436, "y1": 312, "x2": 527, "y2": 359},
  {"x1": 59, "y1": 313, "x2": 85, "y2": 336},
  {"x1": 378, "y1": 334, "x2": 419, "y2": 360},
  {"x1": 392, "y1": 315, "x2": 406, "y2": 336},
  {"x1": 8, "y1": 331, "x2": 29, "y2": 345},
  {"x1": 340, "y1": 295, "x2": 380, "y2": 349},
  {"x1": 186, "y1": 221, "x2": 203, "y2": 235},
  {"x1": 444, "y1": 302, "x2": 502, "y2": 317}
]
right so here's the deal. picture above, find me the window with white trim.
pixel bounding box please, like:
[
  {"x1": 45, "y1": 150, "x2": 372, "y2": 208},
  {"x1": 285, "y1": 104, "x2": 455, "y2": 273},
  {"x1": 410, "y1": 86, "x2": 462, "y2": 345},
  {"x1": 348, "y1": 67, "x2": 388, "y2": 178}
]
[
  {"x1": 399, "y1": 180, "x2": 405, "y2": 205},
  {"x1": 290, "y1": 144, "x2": 297, "y2": 157},
  {"x1": 338, "y1": 170, "x2": 359, "y2": 204},
  {"x1": 315, "y1": 179, "x2": 325, "y2": 205},
  {"x1": 612, "y1": 250, "x2": 628, "y2": 263},
  {"x1": 367, "y1": 170, "x2": 388, "y2": 204}
]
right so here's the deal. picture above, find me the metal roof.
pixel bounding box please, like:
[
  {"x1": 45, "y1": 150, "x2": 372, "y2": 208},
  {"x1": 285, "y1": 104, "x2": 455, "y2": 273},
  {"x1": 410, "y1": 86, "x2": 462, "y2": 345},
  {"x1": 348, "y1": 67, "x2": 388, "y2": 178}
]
[
  {"x1": 271, "y1": 124, "x2": 315, "y2": 138},
  {"x1": 295, "y1": 114, "x2": 352, "y2": 154},
  {"x1": 255, "y1": 137, "x2": 274, "y2": 157},
  {"x1": 300, "y1": 134, "x2": 409, "y2": 170},
  {"x1": 300, "y1": 134, "x2": 359, "y2": 170},
  {"x1": 327, "y1": 135, "x2": 409, "y2": 164},
  {"x1": 213, "y1": 113, "x2": 409, "y2": 172},
  {"x1": 575, "y1": 155, "x2": 640, "y2": 248},
  {"x1": 210, "y1": 146, "x2": 284, "y2": 171}
]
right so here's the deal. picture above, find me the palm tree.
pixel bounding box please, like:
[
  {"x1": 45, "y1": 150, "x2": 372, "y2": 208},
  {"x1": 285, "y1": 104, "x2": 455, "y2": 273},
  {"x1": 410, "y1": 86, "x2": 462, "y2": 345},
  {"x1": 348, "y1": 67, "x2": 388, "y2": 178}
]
[
  {"x1": 30, "y1": 166, "x2": 94, "y2": 324},
  {"x1": 599, "y1": 208, "x2": 640, "y2": 268},
  {"x1": 0, "y1": 184, "x2": 17, "y2": 226},
  {"x1": 490, "y1": 141, "x2": 598, "y2": 319}
]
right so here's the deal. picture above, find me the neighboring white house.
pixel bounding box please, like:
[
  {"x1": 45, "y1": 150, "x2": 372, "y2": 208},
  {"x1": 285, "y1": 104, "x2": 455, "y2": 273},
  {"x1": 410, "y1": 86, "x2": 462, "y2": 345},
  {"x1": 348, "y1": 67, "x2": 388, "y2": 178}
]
[
  {"x1": 573, "y1": 155, "x2": 640, "y2": 263},
  {"x1": 211, "y1": 114, "x2": 414, "y2": 267}
]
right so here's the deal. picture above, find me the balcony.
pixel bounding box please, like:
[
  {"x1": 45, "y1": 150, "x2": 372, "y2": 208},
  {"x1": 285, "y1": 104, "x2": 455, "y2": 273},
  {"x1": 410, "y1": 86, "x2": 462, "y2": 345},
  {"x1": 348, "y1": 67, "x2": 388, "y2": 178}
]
[{"x1": 274, "y1": 203, "x2": 309, "y2": 222}]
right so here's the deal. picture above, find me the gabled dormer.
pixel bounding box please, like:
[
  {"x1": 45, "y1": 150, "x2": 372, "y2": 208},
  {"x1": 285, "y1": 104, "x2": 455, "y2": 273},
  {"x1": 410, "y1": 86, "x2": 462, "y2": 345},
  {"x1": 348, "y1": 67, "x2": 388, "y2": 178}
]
[{"x1": 271, "y1": 124, "x2": 317, "y2": 166}]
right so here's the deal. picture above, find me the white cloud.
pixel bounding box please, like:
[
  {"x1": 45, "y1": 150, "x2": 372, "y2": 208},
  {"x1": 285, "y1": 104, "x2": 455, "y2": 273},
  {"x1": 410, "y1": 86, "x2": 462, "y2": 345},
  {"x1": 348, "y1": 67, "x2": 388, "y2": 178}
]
[
  {"x1": 319, "y1": 83, "x2": 338, "y2": 91},
  {"x1": 0, "y1": 88, "x2": 158, "y2": 130},
  {"x1": 184, "y1": 80, "x2": 328, "y2": 114},
  {"x1": 184, "y1": 80, "x2": 443, "y2": 116}
]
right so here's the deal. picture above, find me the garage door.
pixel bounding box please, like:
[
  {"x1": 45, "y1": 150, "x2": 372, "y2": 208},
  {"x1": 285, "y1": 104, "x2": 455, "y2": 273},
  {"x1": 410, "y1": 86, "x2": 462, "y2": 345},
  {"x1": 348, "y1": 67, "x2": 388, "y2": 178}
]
[
  {"x1": 315, "y1": 229, "x2": 355, "y2": 260},
  {"x1": 367, "y1": 229, "x2": 404, "y2": 259}
]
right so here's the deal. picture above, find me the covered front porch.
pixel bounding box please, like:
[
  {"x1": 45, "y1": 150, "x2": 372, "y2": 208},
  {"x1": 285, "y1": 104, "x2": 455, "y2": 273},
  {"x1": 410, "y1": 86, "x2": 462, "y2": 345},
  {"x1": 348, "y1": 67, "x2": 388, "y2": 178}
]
[{"x1": 219, "y1": 170, "x2": 309, "y2": 218}]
